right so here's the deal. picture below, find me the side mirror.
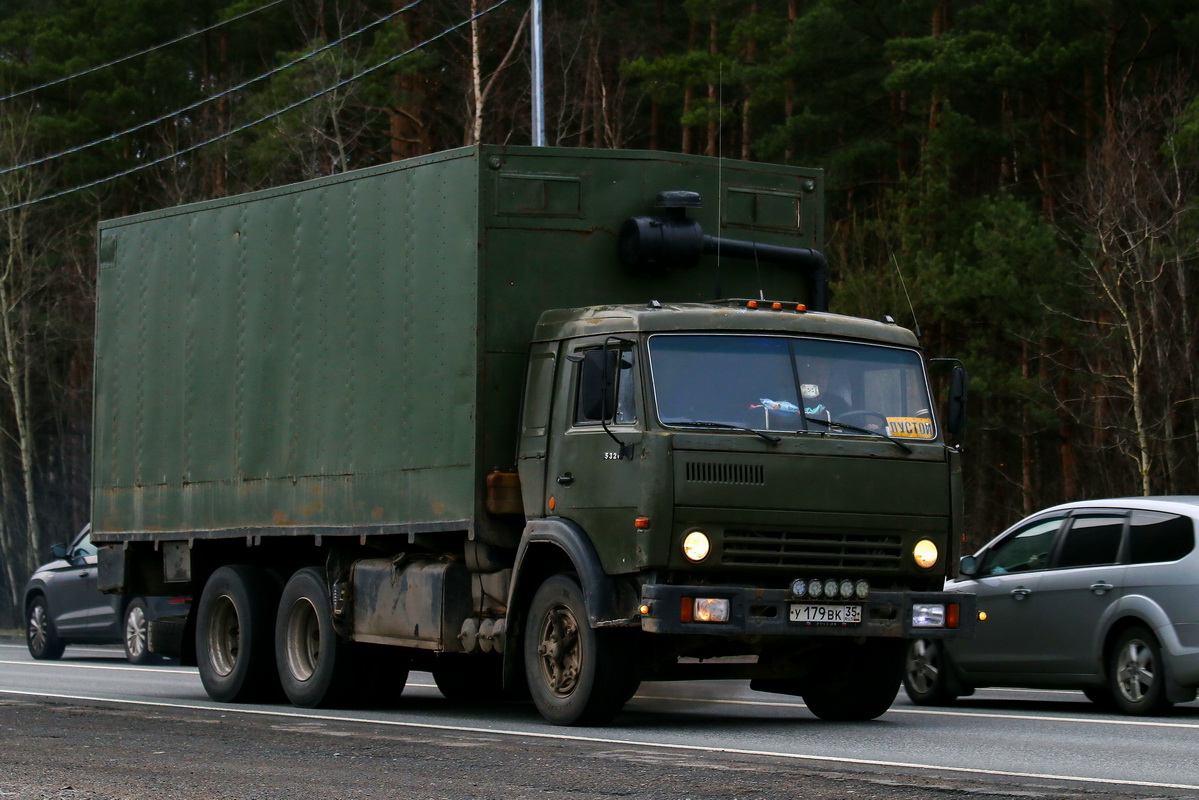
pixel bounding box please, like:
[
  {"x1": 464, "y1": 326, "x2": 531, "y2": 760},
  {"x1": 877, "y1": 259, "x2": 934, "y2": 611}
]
[
  {"x1": 958, "y1": 555, "x2": 977, "y2": 577},
  {"x1": 946, "y1": 364, "x2": 968, "y2": 438},
  {"x1": 50, "y1": 543, "x2": 68, "y2": 560},
  {"x1": 577, "y1": 349, "x2": 619, "y2": 421}
]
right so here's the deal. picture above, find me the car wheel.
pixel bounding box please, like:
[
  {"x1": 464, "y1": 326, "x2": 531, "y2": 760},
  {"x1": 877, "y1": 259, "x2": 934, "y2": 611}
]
[
  {"x1": 524, "y1": 574, "x2": 638, "y2": 726},
  {"x1": 1109, "y1": 626, "x2": 1172, "y2": 716},
  {"x1": 123, "y1": 599, "x2": 155, "y2": 665},
  {"x1": 903, "y1": 638, "x2": 958, "y2": 705},
  {"x1": 26, "y1": 596, "x2": 65, "y2": 660},
  {"x1": 196, "y1": 565, "x2": 283, "y2": 703}
]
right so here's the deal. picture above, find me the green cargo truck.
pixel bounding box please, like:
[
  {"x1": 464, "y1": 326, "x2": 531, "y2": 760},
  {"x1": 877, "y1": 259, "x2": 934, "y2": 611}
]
[{"x1": 92, "y1": 145, "x2": 972, "y2": 725}]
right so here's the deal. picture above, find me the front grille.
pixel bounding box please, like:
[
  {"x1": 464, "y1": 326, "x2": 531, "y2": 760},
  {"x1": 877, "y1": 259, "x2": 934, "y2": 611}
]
[
  {"x1": 685, "y1": 461, "x2": 765, "y2": 486},
  {"x1": 723, "y1": 529, "x2": 903, "y2": 569}
]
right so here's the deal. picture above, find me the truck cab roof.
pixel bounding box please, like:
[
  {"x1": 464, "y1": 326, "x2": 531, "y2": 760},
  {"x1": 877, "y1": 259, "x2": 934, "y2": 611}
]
[{"x1": 533, "y1": 300, "x2": 921, "y2": 348}]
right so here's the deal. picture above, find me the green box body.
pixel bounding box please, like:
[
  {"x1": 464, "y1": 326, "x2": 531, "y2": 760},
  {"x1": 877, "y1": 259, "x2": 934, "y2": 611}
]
[{"x1": 92, "y1": 146, "x2": 823, "y2": 543}]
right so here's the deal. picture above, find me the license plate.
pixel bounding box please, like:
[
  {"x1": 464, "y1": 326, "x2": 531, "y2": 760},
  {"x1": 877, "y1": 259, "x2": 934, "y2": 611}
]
[{"x1": 789, "y1": 604, "x2": 862, "y2": 625}]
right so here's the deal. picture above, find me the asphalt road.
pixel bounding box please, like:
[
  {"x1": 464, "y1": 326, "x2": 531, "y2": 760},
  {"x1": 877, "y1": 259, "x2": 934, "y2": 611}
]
[{"x1": 4, "y1": 640, "x2": 1199, "y2": 799}]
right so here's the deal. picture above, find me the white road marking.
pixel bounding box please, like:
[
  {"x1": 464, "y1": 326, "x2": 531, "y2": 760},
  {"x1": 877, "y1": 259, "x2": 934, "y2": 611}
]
[{"x1": 2, "y1": 687, "x2": 1198, "y2": 793}]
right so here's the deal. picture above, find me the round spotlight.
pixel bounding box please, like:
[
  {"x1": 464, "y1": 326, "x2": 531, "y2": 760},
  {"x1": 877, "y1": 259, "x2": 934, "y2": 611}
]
[
  {"x1": 854, "y1": 579, "x2": 870, "y2": 599},
  {"x1": 682, "y1": 531, "x2": 711, "y2": 562},
  {"x1": 839, "y1": 579, "x2": 854, "y2": 599},
  {"x1": 808, "y1": 578, "x2": 824, "y2": 599},
  {"x1": 790, "y1": 578, "x2": 806, "y2": 597},
  {"x1": 913, "y1": 539, "x2": 939, "y2": 569},
  {"x1": 824, "y1": 579, "x2": 838, "y2": 598}
]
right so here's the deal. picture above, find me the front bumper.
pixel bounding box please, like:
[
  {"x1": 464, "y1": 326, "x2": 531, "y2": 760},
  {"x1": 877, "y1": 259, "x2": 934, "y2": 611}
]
[{"x1": 639, "y1": 584, "x2": 976, "y2": 639}]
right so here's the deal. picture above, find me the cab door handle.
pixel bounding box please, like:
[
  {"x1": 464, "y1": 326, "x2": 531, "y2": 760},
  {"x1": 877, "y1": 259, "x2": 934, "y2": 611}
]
[
  {"x1": 556, "y1": 472, "x2": 574, "y2": 486},
  {"x1": 1009, "y1": 587, "x2": 1032, "y2": 599},
  {"x1": 1090, "y1": 581, "x2": 1114, "y2": 595}
]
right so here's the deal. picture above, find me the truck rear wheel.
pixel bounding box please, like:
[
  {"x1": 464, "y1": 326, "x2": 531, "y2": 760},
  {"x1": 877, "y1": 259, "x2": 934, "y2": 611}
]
[
  {"x1": 196, "y1": 565, "x2": 282, "y2": 703},
  {"x1": 801, "y1": 639, "x2": 904, "y2": 721},
  {"x1": 276, "y1": 567, "x2": 358, "y2": 708},
  {"x1": 524, "y1": 574, "x2": 638, "y2": 726}
]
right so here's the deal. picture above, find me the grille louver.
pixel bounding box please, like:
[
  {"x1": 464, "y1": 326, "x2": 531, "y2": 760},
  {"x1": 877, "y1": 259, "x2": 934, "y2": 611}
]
[
  {"x1": 724, "y1": 530, "x2": 902, "y2": 569},
  {"x1": 684, "y1": 462, "x2": 765, "y2": 486}
]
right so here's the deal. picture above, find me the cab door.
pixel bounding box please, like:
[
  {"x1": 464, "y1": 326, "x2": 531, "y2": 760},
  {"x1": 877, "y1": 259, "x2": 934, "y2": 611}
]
[{"x1": 543, "y1": 338, "x2": 643, "y2": 573}]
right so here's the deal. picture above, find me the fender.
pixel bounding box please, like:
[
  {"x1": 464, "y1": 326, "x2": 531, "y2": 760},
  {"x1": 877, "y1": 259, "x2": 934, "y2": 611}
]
[{"x1": 508, "y1": 517, "x2": 632, "y2": 628}]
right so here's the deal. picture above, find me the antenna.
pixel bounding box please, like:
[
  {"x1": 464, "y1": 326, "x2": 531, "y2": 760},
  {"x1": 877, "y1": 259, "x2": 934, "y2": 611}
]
[
  {"x1": 715, "y1": 63, "x2": 723, "y2": 298},
  {"x1": 890, "y1": 252, "x2": 921, "y2": 339}
]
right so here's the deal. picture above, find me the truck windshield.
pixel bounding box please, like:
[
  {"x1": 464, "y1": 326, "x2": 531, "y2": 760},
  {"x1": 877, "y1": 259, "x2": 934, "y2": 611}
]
[{"x1": 648, "y1": 334, "x2": 935, "y2": 440}]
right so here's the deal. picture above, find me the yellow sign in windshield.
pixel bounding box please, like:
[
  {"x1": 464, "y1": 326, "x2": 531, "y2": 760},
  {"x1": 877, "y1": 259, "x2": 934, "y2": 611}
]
[{"x1": 887, "y1": 417, "x2": 934, "y2": 439}]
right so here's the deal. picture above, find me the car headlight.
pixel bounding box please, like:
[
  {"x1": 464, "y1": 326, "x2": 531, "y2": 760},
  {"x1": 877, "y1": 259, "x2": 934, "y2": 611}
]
[
  {"x1": 682, "y1": 531, "x2": 711, "y2": 562},
  {"x1": 913, "y1": 539, "x2": 939, "y2": 569}
]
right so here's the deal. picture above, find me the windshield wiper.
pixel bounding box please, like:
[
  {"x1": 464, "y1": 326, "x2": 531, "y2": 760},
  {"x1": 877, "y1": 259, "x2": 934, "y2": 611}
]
[
  {"x1": 803, "y1": 416, "x2": 912, "y2": 454},
  {"x1": 664, "y1": 420, "x2": 781, "y2": 443}
]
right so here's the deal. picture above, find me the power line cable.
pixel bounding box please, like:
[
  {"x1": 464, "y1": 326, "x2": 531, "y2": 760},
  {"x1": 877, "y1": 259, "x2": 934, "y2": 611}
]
[
  {"x1": 0, "y1": 0, "x2": 289, "y2": 104},
  {"x1": 1, "y1": 0, "x2": 514, "y2": 214},
  {"x1": 0, "y1": 0, "x2": 424, "y2": 177}
]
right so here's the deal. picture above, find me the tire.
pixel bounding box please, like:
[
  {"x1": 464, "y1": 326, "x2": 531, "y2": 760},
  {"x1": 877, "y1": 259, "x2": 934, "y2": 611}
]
[
  {"x1": 123, "y1": 599, "x2": 155, "y2": 665},
  {"x1": 275, "y1": 567, "x2": 357, "y2": 708},
  {"x1": 902, "y1": 638, "x2": 958, "y2": 706},
  {"x1": 1109, "y1": 626, "x2": 1172, "y2": 716},
  {"x1": 26, "y1": 596, "x2": 65, "y2": 660},
  {"x1": 433, "y1": 654, "x2": 505, "y2": 703},
  {"x1": 524, "y1": 574, "x2": 639, "y2": 726},
  {"x1": 801, "y1": 639, "x2": 904, "y2": 721},
  {"x1": 196, "y1": 565, "x2": 282, "y2": 703}
]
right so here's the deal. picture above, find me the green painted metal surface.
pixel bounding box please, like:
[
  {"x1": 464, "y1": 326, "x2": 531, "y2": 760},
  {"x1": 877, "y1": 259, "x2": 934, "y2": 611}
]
[{"x1": 92, "y1": 146, "x2": 824, "y2": 542}]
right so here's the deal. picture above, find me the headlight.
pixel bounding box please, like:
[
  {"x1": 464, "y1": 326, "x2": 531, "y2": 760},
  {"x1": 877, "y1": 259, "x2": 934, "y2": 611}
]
[
  {"x1": 912, "y1": 603, "x2": 946, "y2": 627},
  {"x1": 913, "y1": 539, "x2": 939, "y2": 569},
  {"x1": 693, "y1": 598, "x2": 730, "y2": 623},
  {"x1": 682, "y1": 531, "x2": 711, "y2": 562}
]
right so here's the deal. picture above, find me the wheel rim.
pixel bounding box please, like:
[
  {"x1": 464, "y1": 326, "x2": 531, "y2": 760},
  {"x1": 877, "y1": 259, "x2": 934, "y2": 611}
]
[
  {"x1": 905, "y1": 639, "x2": 939, "y2": 694},
  {"x1": 284, "y1": 597, "x2": 321, "y2": 683},
  {"x1": 1116, "y1": 638, "x2": 1156, "y2": 703},
  {"x1": 536, "y1": 602, "x2": 581, "y2": 697},
  {"x1": 29, "y1": 603, "x2": 48, "y2": 652},
  {"x1": 125, "y1": 605, "x2": 147, "y2": 658},
  {"x1": 206, "y1": 594, "x2": 241, "y2": 677}
]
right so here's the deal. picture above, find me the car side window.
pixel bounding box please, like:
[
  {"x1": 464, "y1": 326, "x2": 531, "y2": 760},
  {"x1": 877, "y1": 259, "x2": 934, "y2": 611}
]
[
  {"x1": 979, "y1": 517, "x2": 1064, "y2": 575},
  {"x1": 1128, "y1": 510, "x2": 1195, "y2": 564},
  {"x1": 1055, "y1": 513, "x2": 1125, "y2": 569}
]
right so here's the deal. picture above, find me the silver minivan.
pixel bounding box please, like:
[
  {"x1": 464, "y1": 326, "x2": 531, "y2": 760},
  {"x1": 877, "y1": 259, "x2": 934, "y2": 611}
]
[{"x1": 904, "y1": 497, "x2": 1199, "y2": 715}]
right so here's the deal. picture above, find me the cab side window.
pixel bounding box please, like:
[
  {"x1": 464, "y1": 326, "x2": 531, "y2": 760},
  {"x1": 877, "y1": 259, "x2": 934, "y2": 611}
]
[
  {"x1": 574, "y1": 347, "x2": 636, "y2": 426},
  {"x1": 1128, "y1": 511, "x2": 1195, "y2": 564},
  {"x1": 1055, "y1": 514, "x2": 1125, "y2": 569},
  {"x1": 980, "y1": 517, "x2": 1063, "y2": 575}
]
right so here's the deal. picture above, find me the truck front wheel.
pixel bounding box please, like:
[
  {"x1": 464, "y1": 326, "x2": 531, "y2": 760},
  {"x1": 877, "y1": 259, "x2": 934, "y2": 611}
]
[
  {"x1": 196, "y1": 565, "x2": 282, "y2": 703},
  {"x1": 524, "y1": 574, "x2": 638, "y2": 726},
  {"x1": 801, "y1": 639, "x2": 904, "y2": 721}
]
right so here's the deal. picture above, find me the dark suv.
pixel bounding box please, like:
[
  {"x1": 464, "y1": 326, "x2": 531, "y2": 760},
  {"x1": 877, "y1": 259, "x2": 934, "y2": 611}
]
[{"x1": 24, "y1": 525, "x2": 190, "y2": 664}]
